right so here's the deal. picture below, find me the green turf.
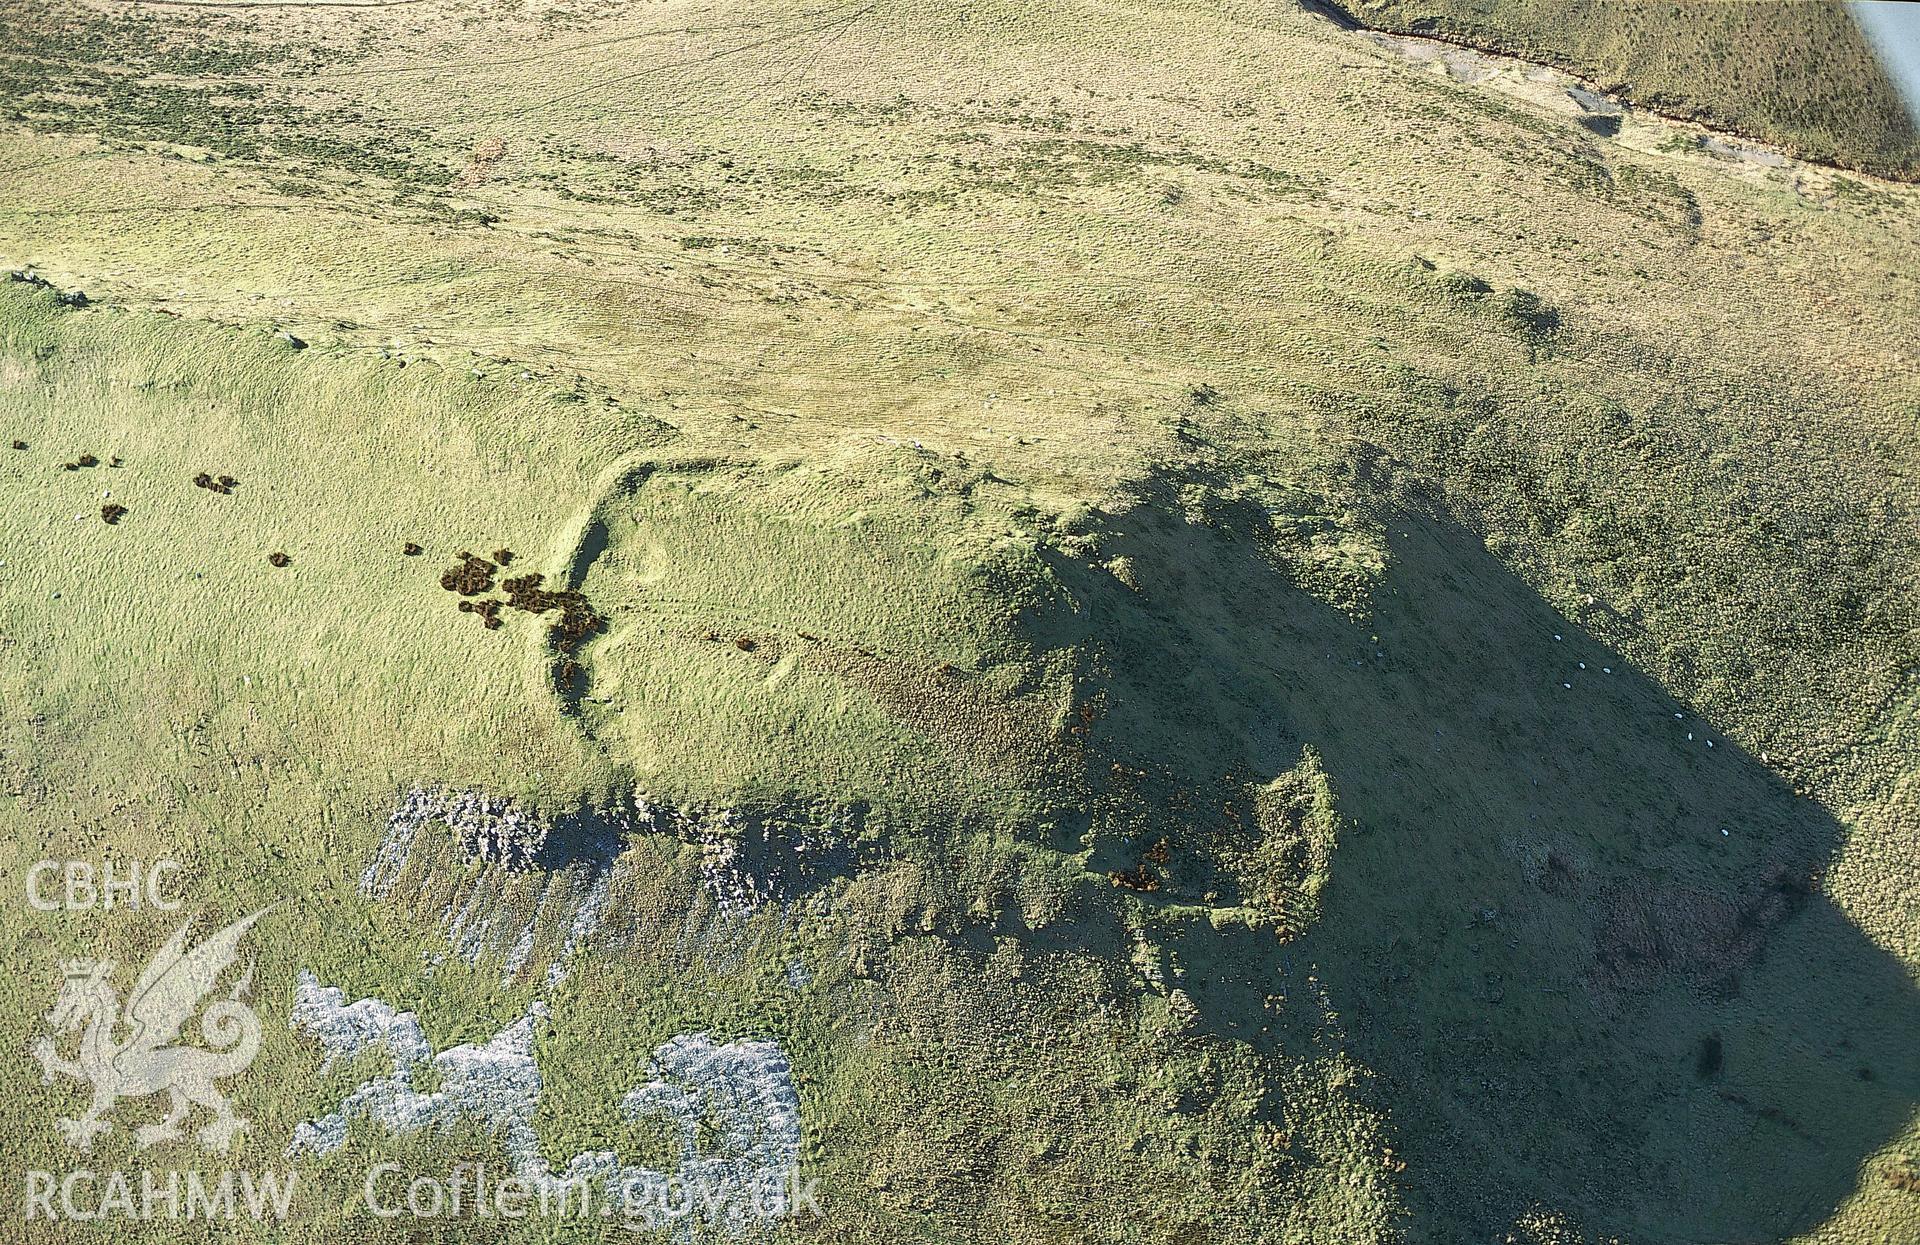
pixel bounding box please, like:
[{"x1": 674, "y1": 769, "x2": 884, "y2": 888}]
[{"x1": 1, "y1": 0, "x2": 1917, "y2": 1241}]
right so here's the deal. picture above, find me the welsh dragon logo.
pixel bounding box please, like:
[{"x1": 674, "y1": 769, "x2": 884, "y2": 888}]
[{"x1": 32, "y1": 906, "x2": 273, "y2": 1153}]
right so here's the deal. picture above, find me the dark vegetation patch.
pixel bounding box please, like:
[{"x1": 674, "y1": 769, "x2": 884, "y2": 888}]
[
  {"x1": 458, "y1": 597, "x2": 504, "y2": 630},
  {"x1": 99, "y1": 503, "x2": 125, "y2": 525},
  {"x1": 192, "y1": 471, "x2": 237, "y2": 494},
  {"x1": 1105, "y1": 836, "x2": 1170, "y2": 893},
  {"x1": 0, "y1": 1, "x2": 454, "y2": 187},
  {"x1": 1588, "y1": 862, "x2": 1823, "y2": 998},
  {"x1": 501, "y1": 571, "x2": 605, "y2": 640},
  {"x1": 267, "y1": 551, "x2": 290, "y2": 567},
  {"x1": 433, "y1": 550, "x2": 607, "y2": 692},
  {"x1": 1694, "y1": 1033, "x2": 1724, "y2": 1079},
  {"x1": 440, "y1": 552, "x2": 495, "y2": 596}
]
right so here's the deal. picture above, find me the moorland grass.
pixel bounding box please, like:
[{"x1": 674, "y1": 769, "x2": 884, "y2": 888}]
[{"x1": 1, "y1": 0, "x2": 1917, "y2": 1240}]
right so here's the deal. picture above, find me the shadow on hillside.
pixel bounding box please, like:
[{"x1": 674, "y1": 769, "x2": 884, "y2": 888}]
[{"x1": 1039, "y1": 469, "x2": 1919, "y2": 1243}]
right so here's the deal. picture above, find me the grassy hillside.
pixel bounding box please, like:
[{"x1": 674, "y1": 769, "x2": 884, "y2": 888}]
[
  {"x1": 1, "y1": 0, "x2": 1917, "y2": 1242},
  {"x1": 1341, "y1": 0, "x2": 1920, "y2": 178}
]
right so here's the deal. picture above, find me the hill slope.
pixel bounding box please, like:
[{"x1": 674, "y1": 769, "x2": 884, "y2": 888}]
[
  {"x1": 1, "y1": 1, "x2": 1917, "y2": 1242},
  {"x1": 1340, "y1": 0, "x2": 1920, "y2": 178}
]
